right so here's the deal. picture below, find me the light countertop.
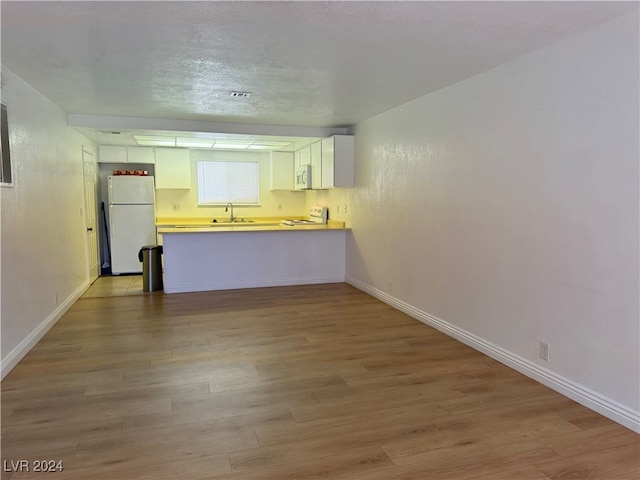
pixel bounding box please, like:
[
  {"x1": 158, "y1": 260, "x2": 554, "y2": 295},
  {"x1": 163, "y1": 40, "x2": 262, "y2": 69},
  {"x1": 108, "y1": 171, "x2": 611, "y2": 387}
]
[
  {"x1": 156, "y1": 216, "x2": 304, "y2": 226},
  {"x1": 156, "y1": 217, "x2": 348, "y2": 234},
  {"x1": 158, "y1": 223, "x2": 348, "y2": 234}
]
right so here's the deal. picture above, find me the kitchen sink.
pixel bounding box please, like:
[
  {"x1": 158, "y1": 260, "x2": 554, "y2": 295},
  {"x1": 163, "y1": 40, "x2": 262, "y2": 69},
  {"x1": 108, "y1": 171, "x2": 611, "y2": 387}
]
[
  {"x1": 212, "y1": 219, "x2": 255, "y2": 224},
  {"x1": 209, "y1": 221, "x2": 282, "y2": 227}
]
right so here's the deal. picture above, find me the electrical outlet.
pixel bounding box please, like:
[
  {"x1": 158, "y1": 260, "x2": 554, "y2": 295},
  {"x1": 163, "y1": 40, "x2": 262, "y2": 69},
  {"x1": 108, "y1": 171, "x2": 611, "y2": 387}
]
[
  {"x1": 337, "y1": 205, "x2": 340, "y2": 214},
  {"x1": 539, "y1": 341, "x2": 550, "y2": 361},
  {"x1": 344, "y1": 204, "x2": 348, "y2": 214},
  {"x1": 389, "y1": 280, "x2": 393, "y2": 292},
  {"x1": 172, "y1": 203, "x2": 181, "y2": 211},
  {"x1": 278, "y1": 204, "x2": 282, "y2": 211},
  {"x1": 54, "y1": 293, "x2": 59, "y2": 305}
]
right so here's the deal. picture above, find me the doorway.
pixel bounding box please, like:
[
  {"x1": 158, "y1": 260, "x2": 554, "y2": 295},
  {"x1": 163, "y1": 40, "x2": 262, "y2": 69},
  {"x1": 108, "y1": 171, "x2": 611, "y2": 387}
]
[{"x1": 83, "y1": 147, "x2": 99, "y2": 283}]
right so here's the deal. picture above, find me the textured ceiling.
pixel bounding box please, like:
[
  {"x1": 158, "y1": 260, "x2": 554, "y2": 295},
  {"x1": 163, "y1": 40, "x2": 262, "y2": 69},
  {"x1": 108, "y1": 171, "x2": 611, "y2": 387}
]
[{"x1": 1, "y1": 1, "x2": 637, "y2": 143}]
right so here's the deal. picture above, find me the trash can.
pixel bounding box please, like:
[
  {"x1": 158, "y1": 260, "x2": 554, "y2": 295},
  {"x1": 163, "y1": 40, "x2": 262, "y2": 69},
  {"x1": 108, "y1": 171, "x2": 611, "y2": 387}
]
[{"x1": 138, "y1": 245, "x2": 163, "y2": 292}]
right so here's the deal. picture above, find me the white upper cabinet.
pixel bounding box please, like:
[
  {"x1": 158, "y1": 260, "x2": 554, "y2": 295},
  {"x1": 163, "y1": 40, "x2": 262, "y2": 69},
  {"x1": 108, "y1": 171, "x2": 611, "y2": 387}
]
[
  {"x1": 321, "y1": 135, "x2": 354, "y2": 188},
  {"x1": 127, "y1": 146, "x2": 155, "y2": 164},
  {"x1": 298, "y1": 145, "x2": 311, "y2": 167},
  {"x1": 155, "y1": 148, "x2": 191, "y2": 189},
  {"x1": 291, "y1": 135, "x2": 355, "y2": 189},
  {"x1": 98, "y1": 145, "x2": 155, "y2": 164},
  {"x1": 98, "y1": 145, "x2": 128, "y2": 163},
  {"x1": 310, "y1": 141, "x2": 322, "y2": 189},
  {"x1": 270, "y1": 152, "x2": 294, "y2": 190}
]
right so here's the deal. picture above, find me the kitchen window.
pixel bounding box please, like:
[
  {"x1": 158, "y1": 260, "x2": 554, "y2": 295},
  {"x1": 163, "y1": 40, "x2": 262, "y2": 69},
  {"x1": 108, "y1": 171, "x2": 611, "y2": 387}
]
[{"x1": 197, "y1": 160, "x2": 259, "y2": 205}]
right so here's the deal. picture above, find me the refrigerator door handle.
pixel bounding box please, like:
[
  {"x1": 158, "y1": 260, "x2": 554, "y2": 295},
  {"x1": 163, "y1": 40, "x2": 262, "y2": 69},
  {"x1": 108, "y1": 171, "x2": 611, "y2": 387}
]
[{"x1": 109, "y1": 205, "x2": 114, "y2": 237}]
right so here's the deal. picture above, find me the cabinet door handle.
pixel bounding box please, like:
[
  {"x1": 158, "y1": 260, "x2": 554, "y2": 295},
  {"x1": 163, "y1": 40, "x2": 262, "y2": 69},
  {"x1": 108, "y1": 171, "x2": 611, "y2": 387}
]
[{"x1": 87, "y1": 227, "x2": 94, "y2": 232}]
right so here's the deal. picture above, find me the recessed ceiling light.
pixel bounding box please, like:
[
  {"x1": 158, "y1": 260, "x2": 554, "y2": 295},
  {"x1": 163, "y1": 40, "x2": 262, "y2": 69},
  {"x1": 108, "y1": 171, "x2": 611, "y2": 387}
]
[
  {"x1": 136, "y1": 139, "x2": 176, "y2": 147},
  {"x1": 247, "y1": 145, "x2": 277, "y2": 150},
  {"x1": 176, "y1": 137, "x2": 215, "y2": 148},
  {"x1": 230, "y1": 91, "x2": 251, "y2": 98},
  {"x1": 248, "y1": 141, "x2": 292, "y2": 150},
  {"x1": 133, "y1": 135, "x2": 176, "y2": 146},
  {"x1": 211, "y1": 143, "x2": 251, "y2": 150}
]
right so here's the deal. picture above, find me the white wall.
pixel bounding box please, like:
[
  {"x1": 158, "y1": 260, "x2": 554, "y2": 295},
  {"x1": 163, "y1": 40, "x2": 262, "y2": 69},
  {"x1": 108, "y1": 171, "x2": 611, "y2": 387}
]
[
  {"x1": 1, "y1": 66, "x2": 95, "y2": 378},
  {"x1": 155, "y1": 149, "x2": 306, "y2": 219},
  {"x1": 339, "y1": 12, "x2": 638, "y2": 430}
]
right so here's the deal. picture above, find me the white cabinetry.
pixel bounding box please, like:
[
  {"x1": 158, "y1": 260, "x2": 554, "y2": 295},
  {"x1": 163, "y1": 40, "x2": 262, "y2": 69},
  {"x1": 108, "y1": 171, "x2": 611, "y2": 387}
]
[
  {"x1": 321, "y1": 135, "x2": 355, "y2": 188},
  {"x1": 310, "y1": 141, "x2": 322, "y2": 189},
  {"x1": 98, "y1": 145, "x2": 127, "y2": 163},
  {"x1": 270, "y1": 152, "x2": 294, "y2": 190},
  {"x1": 291, "y1": 135, "x2": 355, "y2": 189},
  {"x1": 127, "y1": 147, "x2": 155, "y2": 164},
  {"x1": 98, "y1": 145, "x2": 156, "y2": 164},
  {"x1": 297, "y1": 145, "x2": 311, "y2": 167},
  {"x1": 155, "y1": 148, "x2": 191, "y2": 189}
]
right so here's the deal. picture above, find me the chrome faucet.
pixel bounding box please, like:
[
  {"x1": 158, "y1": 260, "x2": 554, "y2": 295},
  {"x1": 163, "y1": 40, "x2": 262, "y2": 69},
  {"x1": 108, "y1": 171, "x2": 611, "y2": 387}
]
[{"x1": 225, "y1": 202, "x2": 236, "y2": 222}]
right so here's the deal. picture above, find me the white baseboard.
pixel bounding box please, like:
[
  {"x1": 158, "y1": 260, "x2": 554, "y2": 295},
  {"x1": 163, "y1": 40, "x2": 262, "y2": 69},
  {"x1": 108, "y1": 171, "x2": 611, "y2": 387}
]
[
  {"x1": 165, "y1": 275, "x2": 346, "y2": 294},
  {"x1": 1, "y1": 279, "x2": 90, "y2": 380},
  {"x1": 346, "y1": 275, "x2": 640, "y2": 433}
]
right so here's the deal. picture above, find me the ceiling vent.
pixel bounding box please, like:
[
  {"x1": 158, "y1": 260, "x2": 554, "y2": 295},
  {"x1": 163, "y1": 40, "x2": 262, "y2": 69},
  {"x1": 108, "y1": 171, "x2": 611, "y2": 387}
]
[{"x1": 230, "y1": 91, "x2": 251, "y2": 98}]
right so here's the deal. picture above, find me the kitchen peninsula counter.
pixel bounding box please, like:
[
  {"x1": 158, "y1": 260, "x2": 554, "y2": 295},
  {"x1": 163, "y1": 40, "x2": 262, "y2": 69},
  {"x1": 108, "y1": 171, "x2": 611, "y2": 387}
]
[
  {"x1": 157, "y1": 223, "x2": 349, "y2": 234},
  {"x1": 156, "y1": 215, "x2": 307, "y2": 227},
  {"x1": 158, "y1": 220, "x2": 349, "y2": 294}
]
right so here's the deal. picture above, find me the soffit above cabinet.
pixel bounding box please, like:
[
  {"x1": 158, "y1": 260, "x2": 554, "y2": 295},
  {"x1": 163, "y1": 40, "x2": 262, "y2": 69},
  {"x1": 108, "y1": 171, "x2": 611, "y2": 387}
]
[{"x1": 74, "y1": 120, "x2": 340, "y2": 152}]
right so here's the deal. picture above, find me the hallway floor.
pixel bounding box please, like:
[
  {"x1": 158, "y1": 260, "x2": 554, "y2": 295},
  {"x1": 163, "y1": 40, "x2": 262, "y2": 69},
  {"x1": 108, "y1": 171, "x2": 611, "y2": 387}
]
[{"x1": 82, "y1": 275, "x2": 150, "y2": 298}]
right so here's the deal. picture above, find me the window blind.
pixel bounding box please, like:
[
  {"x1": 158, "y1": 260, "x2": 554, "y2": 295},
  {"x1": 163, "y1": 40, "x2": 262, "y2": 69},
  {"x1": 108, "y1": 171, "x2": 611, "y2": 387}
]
[{"x1": 197, "y1": 160, "x2": 259, "y2": 205}]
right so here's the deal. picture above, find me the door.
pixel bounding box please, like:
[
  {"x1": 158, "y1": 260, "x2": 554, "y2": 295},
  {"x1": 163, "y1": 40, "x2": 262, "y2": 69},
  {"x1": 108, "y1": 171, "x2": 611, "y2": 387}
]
[{"x1": 83, "y1": 148, "x2": 99, "y2": 283}]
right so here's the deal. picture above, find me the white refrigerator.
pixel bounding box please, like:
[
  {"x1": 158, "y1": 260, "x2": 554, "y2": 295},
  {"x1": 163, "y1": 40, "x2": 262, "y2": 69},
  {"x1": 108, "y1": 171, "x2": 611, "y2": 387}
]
[{"x1": 108, "y1": 175, "x2": 157, "y2": 275}]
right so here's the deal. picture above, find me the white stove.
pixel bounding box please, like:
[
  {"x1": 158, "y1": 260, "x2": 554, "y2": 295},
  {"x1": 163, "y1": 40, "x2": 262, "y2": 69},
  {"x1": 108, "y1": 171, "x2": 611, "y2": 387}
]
[{"x1": 281, "y1": 206, "x2": 328, "y2": 226}]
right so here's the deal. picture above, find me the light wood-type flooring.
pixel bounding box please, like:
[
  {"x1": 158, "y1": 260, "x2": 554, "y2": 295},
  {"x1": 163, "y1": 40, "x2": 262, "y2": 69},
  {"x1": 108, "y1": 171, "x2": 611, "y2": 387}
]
[
  {"x1": 2, "y1": 280, "x2": 638, "y2": 479},
  {"x1": 81, "y1": 275, "x2": 147, "y2": 298}
]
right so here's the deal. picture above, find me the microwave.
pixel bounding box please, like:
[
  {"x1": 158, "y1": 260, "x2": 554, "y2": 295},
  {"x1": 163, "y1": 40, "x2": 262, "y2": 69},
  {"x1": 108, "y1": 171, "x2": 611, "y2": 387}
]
[{"x1": 295, "y1": 165, "x2": 312, "y2": 190}]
